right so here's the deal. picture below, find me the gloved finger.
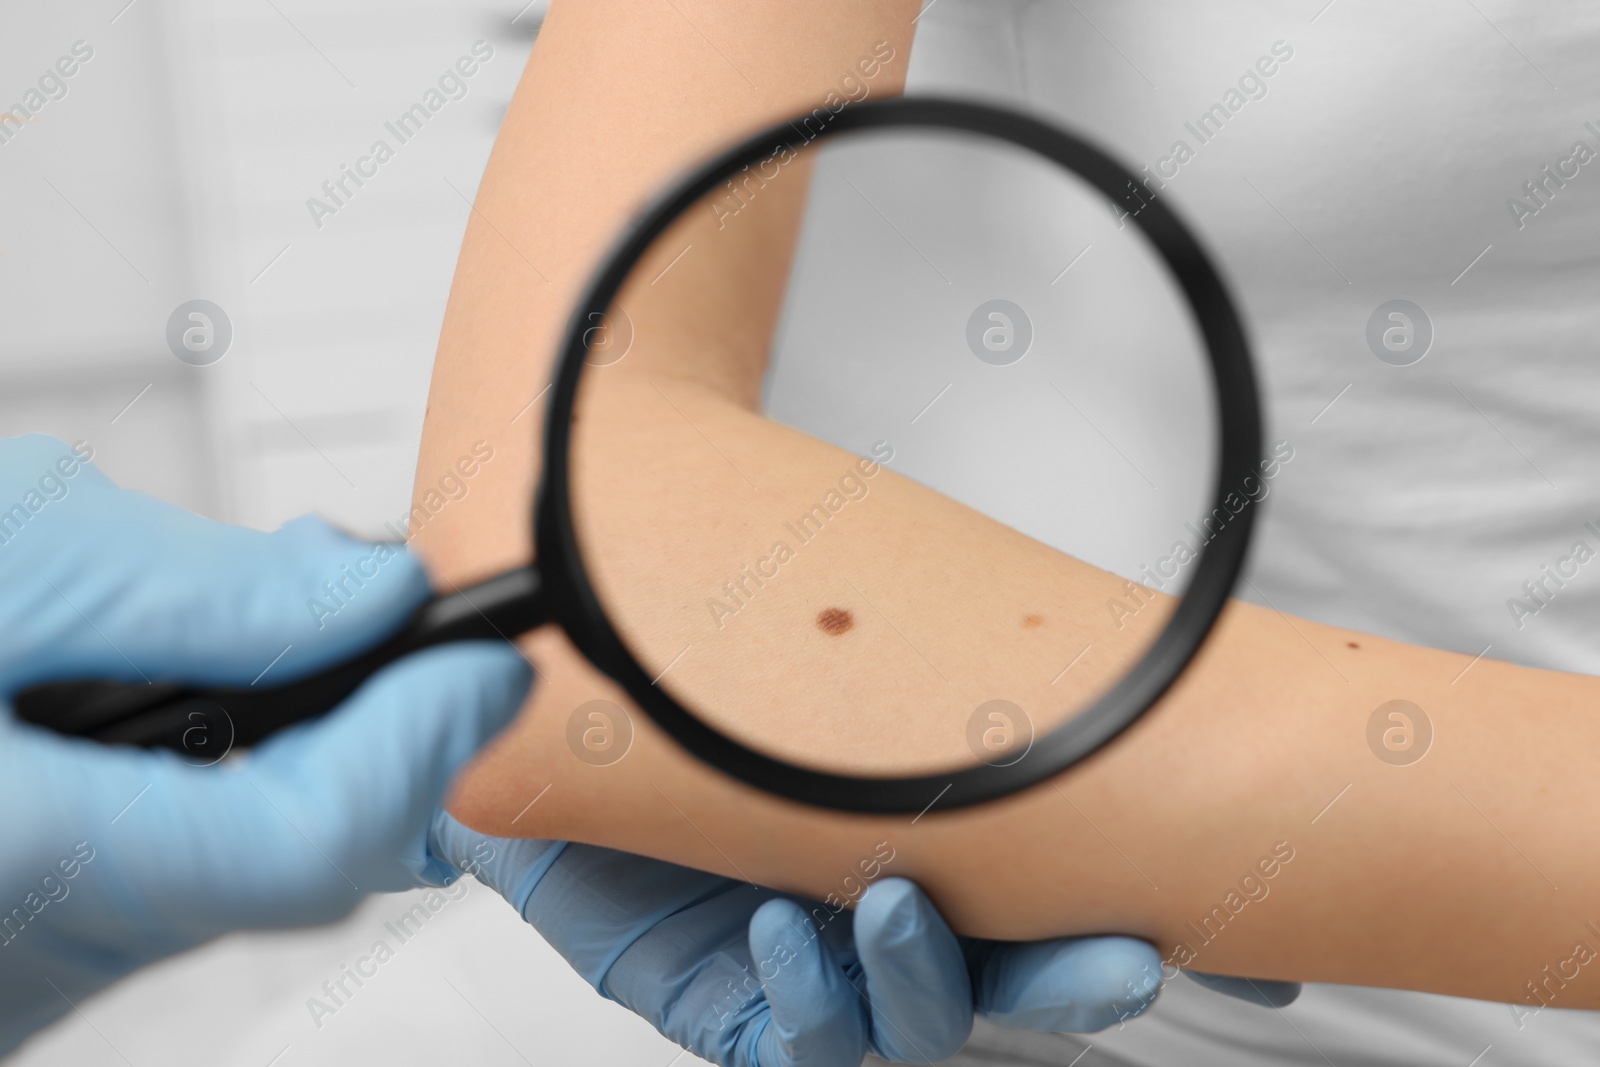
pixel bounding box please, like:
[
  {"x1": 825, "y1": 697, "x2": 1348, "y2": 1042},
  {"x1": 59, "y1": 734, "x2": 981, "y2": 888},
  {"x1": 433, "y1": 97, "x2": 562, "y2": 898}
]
[
  {"x1": 31, "y1": 641, "x2": 532, "y2": 944},
  {"x1": 425, "y1": 806, "x2": 567, "y2": 897},
  {"x1": 1185, "y1": 971, "x2": 1301, "y2": 1007},
  {"x1": 236, "y1": 642, "x2": 532, "y2": 905},
  {"x1": 972, "y1": 935, "x2": 1163, "y2": 1034},
  {"x1": 0, "y1": 474, "x2": 430, "y2": 694},
  {"x1": 524, "y1": 843, "x2": 752, "y2": 993},
  {"x1": 853, "y1": 878, "x2": 972, "y2": 1062},
  {"x1": 749, "y1": 897, "x2": 867, "y2": 1067}
]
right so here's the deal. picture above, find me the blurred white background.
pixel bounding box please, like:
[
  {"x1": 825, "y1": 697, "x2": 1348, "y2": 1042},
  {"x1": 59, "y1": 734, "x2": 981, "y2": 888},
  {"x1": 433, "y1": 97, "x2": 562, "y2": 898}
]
[
  {"x1": 7, "y1": 0, "x2": 1600, "y2": 1064},
  {"x1": 0, "y1": 1, "x2": 541, "y2": 538},
  {"x1": 2, "y1": 2, "x2": 717, "y2": 1064}
]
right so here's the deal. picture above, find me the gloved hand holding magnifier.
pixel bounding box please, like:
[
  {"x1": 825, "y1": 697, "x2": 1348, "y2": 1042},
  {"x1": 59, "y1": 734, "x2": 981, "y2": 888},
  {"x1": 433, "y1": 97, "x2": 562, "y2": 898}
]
[{"x1": 19, "y1": 97, "x2": 1262, "y2": 814}]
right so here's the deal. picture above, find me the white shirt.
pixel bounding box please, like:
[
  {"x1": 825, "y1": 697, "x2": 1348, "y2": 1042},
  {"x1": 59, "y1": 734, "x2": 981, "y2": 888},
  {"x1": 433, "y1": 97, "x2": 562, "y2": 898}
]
[{"x1": 900, "y1": 1, "x2": 1600, "y2": 1063}]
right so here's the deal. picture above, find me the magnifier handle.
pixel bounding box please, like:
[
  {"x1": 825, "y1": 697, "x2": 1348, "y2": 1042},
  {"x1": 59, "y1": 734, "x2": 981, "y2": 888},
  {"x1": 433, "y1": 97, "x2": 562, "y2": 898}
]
[{"x1": 11, "y1": 565, "x2": 545, "y2": 755}]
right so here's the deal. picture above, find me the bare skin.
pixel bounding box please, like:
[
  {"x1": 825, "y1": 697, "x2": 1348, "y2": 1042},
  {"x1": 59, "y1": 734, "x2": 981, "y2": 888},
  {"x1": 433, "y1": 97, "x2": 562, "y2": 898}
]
[{"x1": 413, "y1": 0, "x2": 1600, "y2": 1014}]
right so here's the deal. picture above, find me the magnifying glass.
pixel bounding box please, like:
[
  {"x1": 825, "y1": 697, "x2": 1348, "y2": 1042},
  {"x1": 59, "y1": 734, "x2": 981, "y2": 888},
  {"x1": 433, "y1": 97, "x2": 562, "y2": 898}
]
[{"x1": 16, "y1": 97, "x2": 1261, "y2": 813}]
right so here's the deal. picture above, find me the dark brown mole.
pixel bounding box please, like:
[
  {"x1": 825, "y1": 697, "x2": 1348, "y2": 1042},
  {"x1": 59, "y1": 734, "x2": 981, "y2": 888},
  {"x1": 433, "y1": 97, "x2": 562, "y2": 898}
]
[
  {"x1": 816, "y1": 607, "x2": 854, "y2": 636},
  {"x1": 1023, "y1": 614, "x2": 1044, "y2": 629},
  {"x1": 1347, "y1": 641, "x2": 1360, "y2": 649}
]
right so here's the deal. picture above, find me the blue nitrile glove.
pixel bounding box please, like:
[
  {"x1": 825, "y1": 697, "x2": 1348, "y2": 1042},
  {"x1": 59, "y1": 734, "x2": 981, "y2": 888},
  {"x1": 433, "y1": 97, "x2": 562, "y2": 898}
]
[
  {"x1": 0, "y1": 435, "x2": 532, "y2": 1056},
  {"x1": 430, "y1": 812, "x2": 1298, "y2": 1067}
]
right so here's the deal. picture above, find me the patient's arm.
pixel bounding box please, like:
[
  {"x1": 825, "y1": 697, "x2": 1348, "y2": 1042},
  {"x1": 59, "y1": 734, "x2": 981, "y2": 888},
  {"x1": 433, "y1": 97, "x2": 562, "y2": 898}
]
[
  {"x1": 483, "y1": 361, "x2": 1600, "y2": 1008},
  {"x1": 415, "y1": 0, "x2": 1600, "y2": 1011}
]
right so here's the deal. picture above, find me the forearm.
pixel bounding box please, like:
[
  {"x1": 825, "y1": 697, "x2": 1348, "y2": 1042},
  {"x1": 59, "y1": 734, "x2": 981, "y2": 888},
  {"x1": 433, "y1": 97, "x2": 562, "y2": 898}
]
[
  {"x1": 415, "y1": 0, "x2": 1600, "y2": 1011},
  {"x1": 462, "y1": 370, "x2": 1600, "y2": 1006}
]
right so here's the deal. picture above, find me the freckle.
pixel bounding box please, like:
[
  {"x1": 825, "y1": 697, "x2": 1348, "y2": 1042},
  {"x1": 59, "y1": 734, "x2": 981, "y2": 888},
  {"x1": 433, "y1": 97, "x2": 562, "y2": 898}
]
[
  {"x1": 1347, "y1": 642, "x2": 1360, "y2": 649},
  {"x1": 1023, "y1": 614, "x2": 1044, "y2": 629},
  {"x1": 816, "y1": 608, "x2": 853, "y2": 636}
]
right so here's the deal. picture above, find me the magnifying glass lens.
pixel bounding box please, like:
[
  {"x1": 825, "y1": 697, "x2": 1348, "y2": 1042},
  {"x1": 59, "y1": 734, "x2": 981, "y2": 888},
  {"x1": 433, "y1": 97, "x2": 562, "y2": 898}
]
[{"x1": 569, "y1": 126, "x2": 1218, "y2": 779}]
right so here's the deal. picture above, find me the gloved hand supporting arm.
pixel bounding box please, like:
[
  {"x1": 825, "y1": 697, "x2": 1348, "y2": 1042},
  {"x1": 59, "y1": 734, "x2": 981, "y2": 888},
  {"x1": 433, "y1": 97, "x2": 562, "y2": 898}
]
[{"x1": 0, "y1": 435, "x2": 531, "y2": 1054}]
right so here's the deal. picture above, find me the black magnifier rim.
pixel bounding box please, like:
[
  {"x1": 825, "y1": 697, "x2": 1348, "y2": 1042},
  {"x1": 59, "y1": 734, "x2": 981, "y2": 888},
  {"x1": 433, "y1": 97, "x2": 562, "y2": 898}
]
[{"x1": 536, "y1": 96, "x2": 1262, "y2": 815}]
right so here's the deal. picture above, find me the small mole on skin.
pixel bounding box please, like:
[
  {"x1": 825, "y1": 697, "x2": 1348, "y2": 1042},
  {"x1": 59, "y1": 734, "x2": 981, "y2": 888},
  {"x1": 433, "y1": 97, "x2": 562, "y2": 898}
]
[
  {"x1": 1347, "y1": 642, "x2": 1360, "y2": 649},
  {"x1": 816, "y1": 608, "x2": 854, "y2": 636},
  {"x1": 1023, "y1": 614, "x2": 1044, "y2": 629}
]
